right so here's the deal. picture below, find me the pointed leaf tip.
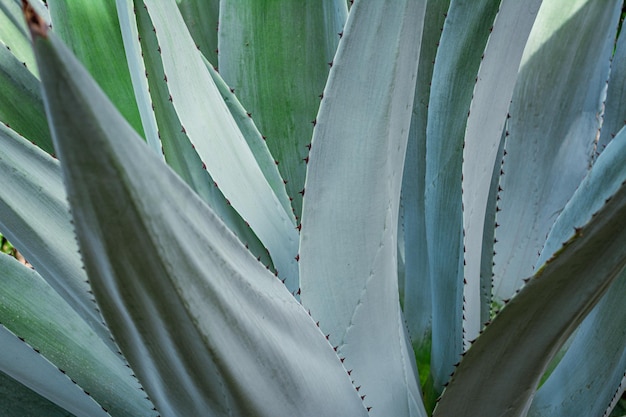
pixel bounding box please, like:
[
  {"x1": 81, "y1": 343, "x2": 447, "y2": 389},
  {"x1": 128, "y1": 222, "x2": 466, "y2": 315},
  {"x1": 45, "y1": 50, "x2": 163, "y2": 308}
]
[{"x1": 22, "y1": 0, "x2": 48, "y2": 39}]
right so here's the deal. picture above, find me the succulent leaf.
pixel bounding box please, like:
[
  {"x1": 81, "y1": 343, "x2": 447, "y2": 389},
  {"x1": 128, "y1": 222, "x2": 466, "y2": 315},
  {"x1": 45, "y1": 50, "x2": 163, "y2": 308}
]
[
  {"x1": 142, "y1": 0, "x2": 300, "y2": 290},
  {"x1": 218, "y1": 0, "x2": 347, "y2": 222},
  {"x1": 299, "y1": 1, "x2": 427, "y2": 415},
  {"x1": 0, "y1": 123, "x2": 112, "y2": 347},
  {"x1": 492, "y1": 0, "x2": 622, "y2": 300},
  {"x1": 0, "y1": 41, "x2": 53, "y2": 153},
  {"x1": 0, "y1": 253, "x2": 156, "y2": 417},
  {"x1": 461, "y1": 0, "x2": 542, "y2": 343},
  {"x1": 45, "y1": 0, "x2": 144, "y2": 138},
  {"x1": 433, "y1": 177, "x2": 626, "y2": 417},
  {"x1": 400, "y1": 0, "x2": 450, "y2": 406},
  {"x1": 424, "y1": 0, "x2": 501, "y2": 393},
  {"x1": 32, "y1": 23, "x2": 367, "y2": 417}
]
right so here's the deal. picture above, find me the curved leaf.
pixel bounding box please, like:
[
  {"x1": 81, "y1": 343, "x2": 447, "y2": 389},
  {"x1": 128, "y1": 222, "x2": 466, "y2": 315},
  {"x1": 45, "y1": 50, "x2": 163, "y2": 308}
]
[
  {"x1": 32, "y1": 20, "x2": 367, "y2": 417},
  {"x1": 424, "y1": 0, "x2": 500, "y2": 392},
  {"x1": 493, "y1": 0, "x2": 622, "y2": 300},
  {"x1": 461, "y1": 0, "x2": 542, "y2": 341},
  {"x1": 0, "y1": 253, "x2": 156, "y2": 417},
  {"x1": 0, "y1": 370, "x2": 75, "y2": 417},
  {"x1": 46, "y1": 0, "x2": 144, "y2": 137},
  {"x1": 0, "y1": 42, "x2": 53, "y2": 153},
  {"x1": 143, "y1": 0, "x2": 300, "y2": 290},
  {"x1": 218, "y1": 0, "x2": 347, "y2": 221},
  {"x1": 0, "y1": 123, "x2": 113, "y2": 347},
  {"x1": 433, "y1": 177, "x2": 626, "y2": 417},
  {"x1": 299, "y1": 1, "x2": 427, "y2": 416}
]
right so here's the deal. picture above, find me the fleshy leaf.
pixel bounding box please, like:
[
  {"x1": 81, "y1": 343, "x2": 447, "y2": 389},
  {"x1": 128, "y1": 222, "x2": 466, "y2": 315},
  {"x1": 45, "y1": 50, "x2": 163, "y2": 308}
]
[
  {"x1": 0, "y1": 253, "x2": 157, "y2": 417},
  {"x1": 424, "y1": 0, "x2": 500, "y2": 392},
  {"x1": 461, "y1": 0, "x2": 542, "y2": 342},
  {"x1": 142, "y1": 0, "x2": 300, "y2": 290},
  {"x1": 218, "y1": 0, "x2": 347, "y2": 221},
  {"x1": 433, "y1": 177, "x2": 626, "y2": 417},
  {"x1": 492, "y1": 0, "x2": 622, "y2": 300},
  {"x1": 0, "y1": 123, "x2": 113, "y2": 347},
  {"x1": 299, "y1": 1, "x2": 427, "y2": 416},
  {"x1": 0, "y1": 369, "x2": 75, "y2": 417},
  {"x1": 31, "y1": 18, "x2": 367, "y2": 417},
  {"x1": 46, "y1": 0, "x2": 144, "y2": 137},
  {"x1": 0, "y1": 41, "x2": 53, "y2": 153}
]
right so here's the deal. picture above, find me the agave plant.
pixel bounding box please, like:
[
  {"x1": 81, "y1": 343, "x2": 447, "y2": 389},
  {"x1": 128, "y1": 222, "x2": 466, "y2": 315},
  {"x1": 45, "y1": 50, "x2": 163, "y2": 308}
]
[{"x1": 1, "y1": 0, "x2": 626, "y2": 415}]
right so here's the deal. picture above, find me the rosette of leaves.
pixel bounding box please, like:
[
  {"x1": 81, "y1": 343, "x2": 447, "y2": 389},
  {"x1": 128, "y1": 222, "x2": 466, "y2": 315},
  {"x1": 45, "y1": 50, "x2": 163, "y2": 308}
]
[{"x1": 1, "y1": 0, "x2": 626, "y2": 416}]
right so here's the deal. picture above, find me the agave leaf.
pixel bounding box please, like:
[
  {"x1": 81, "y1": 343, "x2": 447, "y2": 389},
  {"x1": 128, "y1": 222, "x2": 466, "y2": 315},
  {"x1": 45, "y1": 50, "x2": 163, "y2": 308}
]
[
  {"x1": 218, "y1": 0, "x2": 347, "y2": 222},
  {"x1": 31, "y1": 18, "x2": 367, "y2": 417},
  {"x1": 126, "y1": 0, "x2": 275, "y2": 273},
  {"x1": 461, "y1": 0, "x2": 542, "y2": 342},
  {"x1": 0, "y1": 325, "x2": 109, "y2": 417},
  {"x1": 299, "y1": 1, "x2": 427, "y2": 416},
  {"x1": 401, "y1": 0, "x2": 450, "y2": 402},
  {"x1": 46, "y1": 0, "x2": 144, "y2": 137},
  {"x1": 424, "y1": 0, "x2": 501, "y2": 393},
  {"x1": 433, "y1": 178, "x2": 626, "y2": 417},
  {"x1": 0, "y1": 253, "x2": 157, "y2": 417},
  {"x1": 0, "y1": 41, "x2": 53, "y2": 153},
  {"x1": 0, "y1": 123, "x2": 113, "y2": 347},
  {"x1": 598, "y1": 23, "x2": 626, "y2": 153},
  {"x1": 142, "y1": 0, "x2": 300, "y2": 290},
  {"x1": 176, "y1": 0, "x2": 218, "y2": 65},
  {"x1": 492, "y1": 0, "x2": 622, "y2": 301},
  {"x1": 115, "y1": 0, "x2": 161, "y2": 155},
  {"x1": 523, "y1": 128, "x2": 626, "y2": 416},
  {"x1": 0, "y1": 0, "x2": 38, "y2": 73},
  {"x1": 0, "y1": 370, "x2": 75, "y2": 417},
  {"x1": 528, "y1": 268, "x2": 626, "y2": 417}
]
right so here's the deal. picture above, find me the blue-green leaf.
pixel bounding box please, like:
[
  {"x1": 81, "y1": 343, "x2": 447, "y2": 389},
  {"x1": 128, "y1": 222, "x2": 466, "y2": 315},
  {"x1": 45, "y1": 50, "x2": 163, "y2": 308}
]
[
  {"x1": 492, "y1": 0, "x2": 622, "y2": 300},
  {"x1": 143, "y1": 0, "x2": 300, "y2": 290},
  {"x1": 32, "y1": 18, "x2": 367, "y2": 417},
  {"x1": 299, "y1": 1, "x2": 427, "y2": 416},
  {"x1": 0, "y1": 253, "x2": 156, "y2": 417},
  {"x1": 433, "y1": 178, "x2": 626, "y2": 417},
  {"x1": 424, "y1": 0, "x2": 501, "y2": 393},
  {"x1": 0, "y1": 123, "x2": 112, "y2": 347}
]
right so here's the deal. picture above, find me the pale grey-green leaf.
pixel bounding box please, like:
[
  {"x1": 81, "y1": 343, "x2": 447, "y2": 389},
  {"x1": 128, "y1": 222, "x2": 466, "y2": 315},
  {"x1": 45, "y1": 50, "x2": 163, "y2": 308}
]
[
  {"x1": 34, "y1": 27, "x2": 367, "y2": 417},
  {"x1": 493, "y1": 0, "x2": 622, "y2": 300},
  {"x1": 433, "y1": 178, "x2": 626, "y2": 417},
  {"x1": 461, "y1": 0, "x2": 542, "y2": 342},
  {"x1": 299, "y1": 1, "x2": 427, "y2": 416},
  {"x1": 143, "y1": 0, "x2": 300, "y2": 290},
  {"x1": 0, "y1": 253, "x2": 156, "y2": 417},
  {"x1": 0, "y1": 123, "x2": 113, "y2": 347}
]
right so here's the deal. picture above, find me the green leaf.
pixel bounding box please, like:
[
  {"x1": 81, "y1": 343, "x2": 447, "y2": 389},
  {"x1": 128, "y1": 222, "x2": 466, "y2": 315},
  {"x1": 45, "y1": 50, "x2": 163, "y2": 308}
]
[
  {"x1": 433, "y1": 178, "x2": 626, "y2": 417},
  {"x1": 0, "y1": 369, "x2": 75, "y2": 417},
  {"x1": 176, "y1": 0, "x2": 219, "y2": 65},
  {"x1": 0, "y1": 41, "x2": 53, "y2": 154},
  {"x1": 46, "y1": 0, "x2": 144, "y2": 137},
  {"x1": 492, "y1": 0, "x2": 622, "y2": 300},
  {"x1": 32, "y1": 23, "x2": 368, "y2": 417},
  {"x1": 461, "y1": 0, "x2": 542, "y2": 342},
  {"x1": 0, "y1": 253, "x2": 156, "y2": 417},
  {"x1": 0, "y1": 123, "x2": 113, "y2": 347},
  {"x1": 0, "y1": 0, "x2": 39, "y2": 74},
  {"x1": 424, "y1": 0, "x2": 500, "y2": 393},
  {"x1": 218, "y1": 0, "x2": 347, "y2": 222},
  {"x1": 115, "y1": 0, "x2": 162, "y2": 155},
  {"x1": 143, "y1": 0, "x2": 300, "y2": 291},
  {"x1": 128, "y1": 0, "x2": 274, "y2": 269},
  {"x1": 299, "y1": 1, "x2": 427, "y2": 416}
]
